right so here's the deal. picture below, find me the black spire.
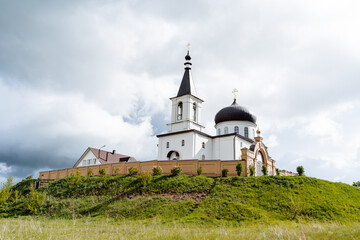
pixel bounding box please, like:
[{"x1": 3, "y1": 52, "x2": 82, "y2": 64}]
[{"x1": 177, "y1": 51, "x2": 197, "y2": 97}]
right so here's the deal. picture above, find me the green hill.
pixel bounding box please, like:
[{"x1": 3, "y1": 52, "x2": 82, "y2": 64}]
[{"x1": 32, "y1": 175, "x2": 360, "y2": 223}]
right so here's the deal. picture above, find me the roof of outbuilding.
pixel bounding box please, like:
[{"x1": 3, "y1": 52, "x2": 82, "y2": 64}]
[{"x1": 88, "y1": 147, "x2": 136, "y2": 164}]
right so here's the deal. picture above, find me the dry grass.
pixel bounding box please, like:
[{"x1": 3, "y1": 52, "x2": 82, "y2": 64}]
[{"x1": 0, "y1": 218, "x2": 359, "y2": 240}]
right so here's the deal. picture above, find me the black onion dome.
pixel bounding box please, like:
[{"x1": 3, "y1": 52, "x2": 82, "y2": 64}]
[{"x1": 214, "y1": 99, "x2": 257, "y2": 124}]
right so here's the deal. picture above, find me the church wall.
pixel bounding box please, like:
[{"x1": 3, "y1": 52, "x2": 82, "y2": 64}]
[
  {"x1": 157, "y1": 132, "x2": 196, "y2": 160},
  {"x1": 193, "y1": 133, "x2": 213, "y2": 160},
  {"x1": 215, "y1": 121, "x2": 257, "y2": 139}
]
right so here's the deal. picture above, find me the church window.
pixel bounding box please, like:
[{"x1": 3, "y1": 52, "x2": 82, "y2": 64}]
[
  {"x1": 202, "y1": 142, "x2": 205, "y2": 148},
  {"x1": 182, "y1": 140, "x2": 185, "y2": 146},
  {"x1": 193, "y1": 103, "x2": 197, "y2": 121},
  {"x1": 177, "y1": 102, "x2": 183, "y2": 120},
  {"x1": 234, "y1": 126, "x2": 239, "y2": 134},
  {"x1": 202, "y1": 154, "x2": 205, "y2": 160},
  {"x1": 217, "y1": 128, "x2": 221, "y2": 135},
  {"x1": 224, "y1": 127, "x2": 228, "y2": 134},
  {"x1": 244, "y1": 127, "x2": 249, "y2": 138},
  {"x1": 166, "y1": 142, "x2": 169, "y2": 148}
]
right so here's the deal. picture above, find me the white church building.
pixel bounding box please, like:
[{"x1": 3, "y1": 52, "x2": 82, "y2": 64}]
[{"x1": 157, "y1": 50, "x2": 276, "y2": 176}]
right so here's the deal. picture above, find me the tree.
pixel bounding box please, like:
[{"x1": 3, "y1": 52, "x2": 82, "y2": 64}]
[
  {"x1": 276, "y1": 168, "x2": 280, "y2": 176},
  {"x1": 261, "y1": 165, "x2": 268, "y2": 176},
  {"x1": 152, "y1": 166, "x2": 162, "y2": 176},
  {"x1": 236, "y1": 162, "x2": 243, "y2": 176},
  {"x1": 222, "y1": 169, "x2": 229, "y2": 177},
  {"x1": 249, "y1": 165, "x2": 255, "y2": 176},
  {"x1": 171, "y1": 167, "x2": 182, "y2": 176},
  {"x1": 296, "y1": 166, "x2": 305, "y2": 176},
  {"x1": 197, "y1": 167, "x2": 203, "y2": 176},
  {"x1": 353, "y1": 181, "x2": 360, "y2": 188}
]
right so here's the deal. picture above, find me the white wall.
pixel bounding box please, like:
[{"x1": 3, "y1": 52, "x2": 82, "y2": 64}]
[
  {"x1": 79, "y1": 150, "x2": 101, "y2": 166},
  {"x1": 215, "y1": 121, "x2": 257, "y2": 139}
]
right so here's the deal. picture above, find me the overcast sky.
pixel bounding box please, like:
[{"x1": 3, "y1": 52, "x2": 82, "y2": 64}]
[{"x1": 1, "y1": 0, "x2": 359, "y2": 184}]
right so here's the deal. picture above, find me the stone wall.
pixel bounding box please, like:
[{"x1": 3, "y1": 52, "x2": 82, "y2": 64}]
[{"x1": 38, "y1": 159, "x2": 247, "y2": 180}]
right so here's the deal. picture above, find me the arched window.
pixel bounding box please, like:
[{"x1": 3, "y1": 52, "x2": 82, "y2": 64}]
[
  {"x1": 166, "y1": 142, "x2": 169, "y2": 148},
  {"x1": 202, "y1": 142, "x2": 205, "y2": 148},
  {"x1": 193, "y1": 103, "x2": 197, "y2": 121},
  {"x1": 224, "y1": 127, "x2": 228, "y2": 134},
  {"x1": 177, "y1": 102, "x2": 183, "y2": 120},
  {"x1": 202, "y1": 154, "x2": 205, "y2": 160},
  {"x1": 181, "y1": 140, "x2": 185, "y2": 146},
  {"x1": 244, "y1": 127, "x2": 249, "y2": 138},
  {"x1": 217, "y1": 128, "x2": 221, "y2": 135},
  {"x1": 234, "y1": 126, "x2": 239, "y2": 134}
]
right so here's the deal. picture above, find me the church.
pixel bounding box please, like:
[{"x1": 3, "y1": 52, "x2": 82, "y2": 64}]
[{"x1": 156, "y1": 50, "x2": 276, "y2": 176}]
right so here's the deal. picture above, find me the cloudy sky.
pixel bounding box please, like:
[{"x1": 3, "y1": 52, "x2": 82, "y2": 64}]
[{"x1": 1, "y1": 0, "x2": 359, "y2": 184}]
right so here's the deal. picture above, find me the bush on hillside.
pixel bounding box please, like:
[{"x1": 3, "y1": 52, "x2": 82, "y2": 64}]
[
  {"x1": 128, "y1": 167, "x2": 138, "y2": 176},
  {"x1": 249, "y1": 166, "x2": 255, "y2": 176},
  {"x1": 353, "y1": 181, "x2": 360, "y2": 188},
  {"x1": 24, "y1": 186, "x2": 46, "y2": 214},
  {"x1": 197, "y1": 167, "x2": 203, "y2": 176},
  {"x1": 99, "y1": 168, "x2": 106, "y2": 176},
  {"x1": 171, "y1": 167, "x2": 182, "y2": 176},
  {"x1": 152, "y1": 167, "x2": 162, "y2": 176},
  {"x1": 114, "y1": 168, "x2": 120, "y2": 175},
  {"x1": 261, "y1": 165, "x2": 268, "y2": 176},
  {"x1": 236, "y1": 163, "x2": 243, "y2": 176},
  {"x1": 222, "y1": 169, "x2": 229, "y2": 177},
  {"x1": 88, "y1": 168, "x2": 94, "y2": 177},
  {"x1": 296, "y1": 166, "x2": 305, "y2": 176},
  {"x1": 138, "y1": 172, "x2": 152, "y2": 192},
  {"x1": 276, "y1": 168, "x2": 280, "y2": 176}
]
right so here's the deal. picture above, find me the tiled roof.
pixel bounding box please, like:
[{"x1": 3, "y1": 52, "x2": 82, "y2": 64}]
[{"x1": 89, "y1": 147, "x2": 136, "y2": 164}]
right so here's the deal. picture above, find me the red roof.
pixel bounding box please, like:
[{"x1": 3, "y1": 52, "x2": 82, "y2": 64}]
[{"x1": 89, "y1": 147, "x2": 136, "y2": 164}]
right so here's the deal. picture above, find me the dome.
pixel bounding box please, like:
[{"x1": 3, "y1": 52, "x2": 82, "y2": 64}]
[{"x1": 215, "y1": 99, "x2": 257, "y2": 124}]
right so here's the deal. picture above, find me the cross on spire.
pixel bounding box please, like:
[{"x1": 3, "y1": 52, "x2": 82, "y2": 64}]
[{"x1": 232, "y1": 88, "x2": 238, "y2": 100}]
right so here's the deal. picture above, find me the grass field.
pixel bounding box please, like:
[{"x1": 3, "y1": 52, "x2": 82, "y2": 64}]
[{"x1": 0, "y1": 218, "x2": 359, "y2": 240}]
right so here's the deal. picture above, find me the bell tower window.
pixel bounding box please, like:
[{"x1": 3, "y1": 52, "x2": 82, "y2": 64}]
[
  {"x1": 193, "y1": 103, "x2": 197, "y2": 121},
  {"x1": 177, "y1": 102, "x2": 183, "y2": 120}
]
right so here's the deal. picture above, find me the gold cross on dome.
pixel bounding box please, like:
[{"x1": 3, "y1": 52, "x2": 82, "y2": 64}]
[
  {"x1": 186, "y1": 43, "x2": 191, "y2": 51},
  {"x1": 232, "y1": 88, "x2": 238, "y2": 99}
]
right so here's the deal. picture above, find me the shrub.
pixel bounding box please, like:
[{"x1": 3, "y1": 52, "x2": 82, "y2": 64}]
[
  {"x1": 249, "y1": 165, "x2": 255, "y2": 176},
  {"x1": 197, "y1": 167, "x2": 203, "y2": 176},
  {"x1": 276, "y1": 168, "x2": 280, "y2": 176},
  {"x1": 352, "y1": 181, "x2": 360, "y2": 188},
  {"x1": 128, "y1": 167, "x2": 138, "y2": 176},
  {"x1": 152, "y1": 166, "x2": 162, "y2": 176},
  {"x1": 0, "y1": 177, "x2": 14, "y2": 206},
  {"x1": 296, "y1": 166, "x2": 305, "y2": 176},
  {"x1": 222, "y1": 169, "x2": 229, "y2": 177},
  {"x1": 171, "y1": 167, "x2": 182, "y2": 176},
  {"x1": 236, "y1": 162, "x2": 243, "y2": 176},
  {"x1": 138, "y1": 172, "x2": 152, "y2": 192},
  {"x1": 88, "y1": 168, "x2": 94, "y2": 177},
  {"x1": 261, "y1": 165, "x2": 268, "y2": 176},
  {"x1": 114, "y1": 168, "x2": 120, "y2": 175},
  {"x1": 24, "y1": 186, "x2": 46, "y2": 214},
  {"x1": 99, "y1": 168, "x2": 106, "y2": 176}
]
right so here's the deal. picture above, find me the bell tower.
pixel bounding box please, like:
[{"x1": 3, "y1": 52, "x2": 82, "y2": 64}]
[{"x1": 167, "y1": 48, "x2": 204, "y2": 132}]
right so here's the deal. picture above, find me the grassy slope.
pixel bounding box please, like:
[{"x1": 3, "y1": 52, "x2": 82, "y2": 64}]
[{"x1": 38, "y1": 175, "x2": 360, "y2": 223}]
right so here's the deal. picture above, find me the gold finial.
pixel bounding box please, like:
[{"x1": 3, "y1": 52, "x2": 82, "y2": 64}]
[
  {"x1": 186, "y1": 42, "x2": 191, "y2": 51},
  {"x1": 256, "y1": 128, "x2": 261, "y2": 135},
  {"x1": 232, "y1": 88, "x2": 238, "y2": 100}
]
